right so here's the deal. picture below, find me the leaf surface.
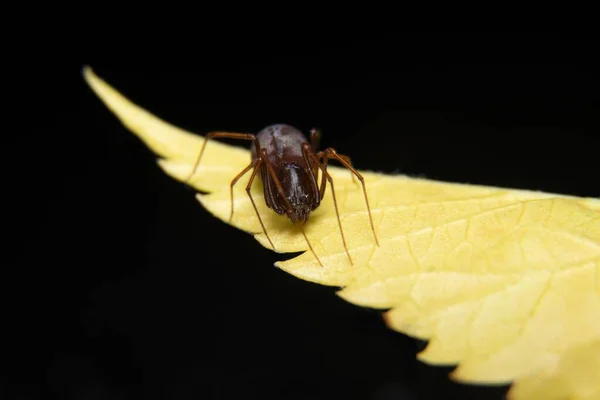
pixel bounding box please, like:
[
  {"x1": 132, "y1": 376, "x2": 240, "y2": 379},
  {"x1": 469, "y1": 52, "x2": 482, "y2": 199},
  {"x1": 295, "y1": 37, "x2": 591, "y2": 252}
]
[{"x1": 83, "y1": 66, "x2": 600, "y2": 400}]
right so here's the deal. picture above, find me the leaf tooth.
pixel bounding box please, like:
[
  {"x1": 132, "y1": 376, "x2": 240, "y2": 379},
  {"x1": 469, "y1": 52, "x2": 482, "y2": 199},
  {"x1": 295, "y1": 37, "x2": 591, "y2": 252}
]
[
  {"x1": 337, "y1": 273, "x2": 418, "y2": 309},
  {"x1": 382, "y1": 302, "x2": 433, "y2": 340},
  {"x1": 450, "y1": 339, "x2": 555, "y2": 384},
  {"x1": 417, "y1": 337, "x2": 463, "y2": 366},
  {"x1": 275, "y1": 250, "x2": 356, "y2": 287}
]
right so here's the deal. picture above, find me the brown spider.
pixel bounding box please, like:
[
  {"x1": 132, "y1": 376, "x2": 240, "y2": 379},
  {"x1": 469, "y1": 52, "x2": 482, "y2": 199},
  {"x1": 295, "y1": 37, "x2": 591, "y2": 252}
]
[{"x1": 184, "y1": 124, "x2": 379, "y2": 267}]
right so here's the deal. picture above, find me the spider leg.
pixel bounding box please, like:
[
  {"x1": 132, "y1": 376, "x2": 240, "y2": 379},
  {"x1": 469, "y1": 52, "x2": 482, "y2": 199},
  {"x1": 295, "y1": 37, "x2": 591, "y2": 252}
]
[
  {"x1": 300, "y1": 224, "x2": 323, "y2": 268},
  {"x1": 316, "y1": 151, "x2": 356, "y2": 183},
  {"x1": 303, "y1": 143, "x2": 353, "y2": 266},
  {"x1": 258, "y1": 149, "x2": 294, "y2": 212},
  {"x1": 245, "y1": 158, "x2": 275, "y2": 250},
  {"x1": 321, "y1": 147, "x2": 379, "y2": 247},
  {"x1": 228, "y1": 160, "x2": 257, "y2": 223},
  {"x1": 309, "y1": 128, "x2": 321, "y2": 178},
  {"x1": 300, "y1": 143, "x2": 322, "y2": 208},
  {"x1": 184, "y1": 132, "x2": 260, "y2": 184}
]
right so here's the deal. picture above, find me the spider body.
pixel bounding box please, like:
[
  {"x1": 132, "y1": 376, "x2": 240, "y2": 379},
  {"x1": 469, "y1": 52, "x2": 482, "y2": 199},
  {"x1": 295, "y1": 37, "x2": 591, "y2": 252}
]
[{"x1": 252, "y1": 124, "x2": 319, "y2": 224}]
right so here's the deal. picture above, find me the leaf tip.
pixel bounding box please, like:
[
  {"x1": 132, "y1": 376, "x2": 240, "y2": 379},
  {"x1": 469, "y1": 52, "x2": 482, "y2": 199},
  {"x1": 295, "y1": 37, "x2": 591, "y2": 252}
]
[
  {"x1": 81, "y1": 64, "x2": 93, "y2": 79},
  {"x1": 82, "y1": 65, "x2": 102, "y2": 91}
]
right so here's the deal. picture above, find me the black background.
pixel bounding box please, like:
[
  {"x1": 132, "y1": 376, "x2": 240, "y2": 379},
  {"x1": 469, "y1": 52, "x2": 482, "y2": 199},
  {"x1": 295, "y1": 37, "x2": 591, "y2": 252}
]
[{"x1": 4, "y1": 32, "x2": 599, "y2": 399}]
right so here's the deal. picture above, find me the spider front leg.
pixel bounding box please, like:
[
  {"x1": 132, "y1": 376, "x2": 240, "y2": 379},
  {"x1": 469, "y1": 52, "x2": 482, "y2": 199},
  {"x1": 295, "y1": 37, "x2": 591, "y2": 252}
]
[
  {"x1": 228, "y1": 161, "x2": 257, "y2": 223},
  {"x1": 244, "y1": 158, "x2": 275, "y2": 250},
  {"x1": 320, "y1": 148, "x2": 379, "y2": 247},
  {"x1": 302, "y1": 143, "x2": 353, "y2": 266}
]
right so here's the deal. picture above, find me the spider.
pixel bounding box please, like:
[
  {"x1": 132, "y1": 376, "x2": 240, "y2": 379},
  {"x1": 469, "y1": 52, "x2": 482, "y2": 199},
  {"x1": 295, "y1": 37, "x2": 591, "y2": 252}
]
[{"x1": 184, "y1": 124, "x2": 379, "y2": 267}]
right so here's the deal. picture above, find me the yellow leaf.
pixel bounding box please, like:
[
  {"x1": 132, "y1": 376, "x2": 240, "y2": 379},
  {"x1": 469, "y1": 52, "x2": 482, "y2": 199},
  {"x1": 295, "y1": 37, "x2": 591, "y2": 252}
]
[{"x1": 83, "y1": 66, "x2": 600, "y2": 400}]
